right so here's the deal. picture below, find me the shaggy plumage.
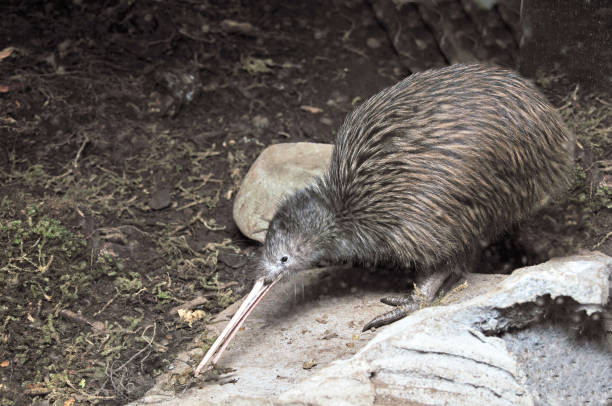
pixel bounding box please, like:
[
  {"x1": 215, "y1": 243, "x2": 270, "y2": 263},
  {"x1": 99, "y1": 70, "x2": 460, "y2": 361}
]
[{"x1": 260, "y1": 64, "x2": 574, "y2": 327}]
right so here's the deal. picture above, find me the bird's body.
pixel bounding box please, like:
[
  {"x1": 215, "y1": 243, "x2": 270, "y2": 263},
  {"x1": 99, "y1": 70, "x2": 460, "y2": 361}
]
[{"x1": 261, "y1": 64, "x2": 574, "y2": 291}]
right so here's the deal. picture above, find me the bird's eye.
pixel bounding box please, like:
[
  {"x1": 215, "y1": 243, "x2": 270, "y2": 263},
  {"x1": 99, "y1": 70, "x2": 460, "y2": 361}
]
[{"x1": 280, "y1": 256, "x2": 288, "y2": 263}]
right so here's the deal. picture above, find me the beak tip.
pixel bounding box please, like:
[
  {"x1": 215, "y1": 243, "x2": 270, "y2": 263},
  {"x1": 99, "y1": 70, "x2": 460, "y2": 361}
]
[
  {"x1": 193, "y1": 364, "x2": 212, "y2": 377},
  {"x1": 191, "y1": 277, "x2": 279, "y2": 377}
]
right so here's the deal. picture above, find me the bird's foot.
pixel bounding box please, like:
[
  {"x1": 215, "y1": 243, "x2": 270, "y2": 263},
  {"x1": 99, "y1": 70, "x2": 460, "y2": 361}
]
[
  {"x1": 380, "y1": 283, "x2": 428, "y2": 306},
  {"x1": 362, "y1": 270, "x2": 453, "y2": 331},
  {"x1": 362, "y1": 299, "x2": 420, "y2": 331},
  {"x1": 362, "y1": 286, "x2": 427, "y2": 331}
]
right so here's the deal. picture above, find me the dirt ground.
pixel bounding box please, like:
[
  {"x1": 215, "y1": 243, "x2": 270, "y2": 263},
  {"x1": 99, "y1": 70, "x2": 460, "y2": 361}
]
[{"x1": 0, "y1": 1, "x2": 610, "y2": 405}]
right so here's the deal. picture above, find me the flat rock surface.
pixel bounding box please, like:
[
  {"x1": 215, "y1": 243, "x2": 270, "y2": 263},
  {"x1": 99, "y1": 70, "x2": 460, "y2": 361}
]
[
  {"x1": 132, "y1": 252, "x2": 611, "y2": 406},
  {"x1": 133, "y1": 268, "x2": 505, "y2": 405}
]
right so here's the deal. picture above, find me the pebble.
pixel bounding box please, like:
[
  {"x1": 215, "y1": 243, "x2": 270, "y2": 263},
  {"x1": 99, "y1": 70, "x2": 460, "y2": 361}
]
[{"x1": 366, "y1": 37, "x2": 381, "y2": 49}]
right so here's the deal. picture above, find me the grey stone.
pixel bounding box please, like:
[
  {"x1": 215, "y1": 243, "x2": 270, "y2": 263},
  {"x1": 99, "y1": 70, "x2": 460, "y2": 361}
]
[
  {"x1": 131, "y1": 253, "x2": 611, "y2": 406},
  {"x1": 504, "y1": 325, "x2": 611, "y2": 405},
  {"x1": 232, "y1": 142, "x2": 332, "y2": 242},
  {"x1": 149, "y1": 188, "x2": 172, "y2": 210}
]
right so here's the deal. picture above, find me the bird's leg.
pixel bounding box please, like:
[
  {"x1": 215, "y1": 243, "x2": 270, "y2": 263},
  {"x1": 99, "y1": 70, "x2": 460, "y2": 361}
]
[
  {"x1": 362, "y1": 268, "x2": 453, "y2": 331},
  {"x1": 380, "y1": 270, "x2": 452, "y2": 307}
]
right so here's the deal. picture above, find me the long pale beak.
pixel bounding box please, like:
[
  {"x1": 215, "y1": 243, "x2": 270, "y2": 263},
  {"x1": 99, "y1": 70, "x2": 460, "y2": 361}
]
[{"x1": 194, "y1": 276, "x2": 281, "y2": 376}]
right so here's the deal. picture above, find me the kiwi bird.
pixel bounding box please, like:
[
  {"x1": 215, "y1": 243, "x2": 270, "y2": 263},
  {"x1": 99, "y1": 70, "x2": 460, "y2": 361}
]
[{"x1": 194, "y1": 64, "x2": 574, "y2": 376}]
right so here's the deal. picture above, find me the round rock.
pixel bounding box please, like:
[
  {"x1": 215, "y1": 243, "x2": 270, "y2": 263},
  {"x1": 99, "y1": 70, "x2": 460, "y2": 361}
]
[{"x1": 233, "y1": 142, "x2": 333, "y2": 242}]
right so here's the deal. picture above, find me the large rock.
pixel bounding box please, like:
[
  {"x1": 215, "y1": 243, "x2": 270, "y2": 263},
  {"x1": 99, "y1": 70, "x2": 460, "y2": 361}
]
[
  {"x1": 132, "y1": 253, "x2": 611, "y2": 406},
  {"x1": 233, "y1": 142, "x2": 332, "y2": 242}
]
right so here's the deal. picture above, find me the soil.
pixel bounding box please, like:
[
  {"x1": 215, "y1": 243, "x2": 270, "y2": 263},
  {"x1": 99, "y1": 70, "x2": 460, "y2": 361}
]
[{"x1": 0, "y1": 1, "x2": 610, "y2": 405}]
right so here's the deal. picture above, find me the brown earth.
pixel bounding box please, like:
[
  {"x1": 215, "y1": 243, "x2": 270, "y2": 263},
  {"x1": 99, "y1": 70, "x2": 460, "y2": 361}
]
[{"x1": 0, "y1": 1, "x2": 610, "y2": 405}]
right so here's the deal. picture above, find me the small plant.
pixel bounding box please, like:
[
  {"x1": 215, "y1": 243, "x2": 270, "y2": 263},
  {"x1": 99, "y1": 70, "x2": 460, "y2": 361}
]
[
  {"x1": 115, "y1": 272, "x2": 143, "y2": 293},
  {"x1": 594, "y1": 185, "x2": 612, "y2": 211},
  {"x1": 1, "y1": 207, "x2": 85, "y2": 260}
]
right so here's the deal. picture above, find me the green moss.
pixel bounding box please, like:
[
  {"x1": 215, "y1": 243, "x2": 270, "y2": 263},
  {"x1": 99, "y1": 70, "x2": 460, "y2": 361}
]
[{"x1": 115, "y1": 272, "x2": 143, "y2": 293}]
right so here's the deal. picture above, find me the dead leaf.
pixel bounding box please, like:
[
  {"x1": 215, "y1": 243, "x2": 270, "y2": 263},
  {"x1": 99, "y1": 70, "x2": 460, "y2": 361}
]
[
  {"x1": 242, "y1": 57, "x2": 274, "y2": 74},
  {"x1": 0, "y1": 360, "x2": 9, "y2": 367},
  {"x1": 178, "y1": 309, "x2": 206, "y2": 326},
  {"x1": 64, "y1": 397, "x2": 75, "y2": 406},
  {"x1": 300, "y1": 105, "x2": 323, "y2": 114},
  {"x1": 0, "y1": 47, "x2": 13, "y2": 61},
  {"x1": 220, "y1": 19, "x2": 256, "y2": 36}
]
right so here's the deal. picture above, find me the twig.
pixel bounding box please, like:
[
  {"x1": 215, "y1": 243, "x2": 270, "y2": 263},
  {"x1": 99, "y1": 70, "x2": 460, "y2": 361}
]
[
  {"x1": 93, "y1": 290, "x2": 121, "y2": 317},
  {"x1": 592, "y1": 231, "x2": 612, "y2": 250},
  {"x1": 199, "y1": 280, "x2": 240, "y2": 292},
  {"x1": 177, "y1": 27, "x2": 216, "y2": 43},
  {"x1": 60, "y1": 309, "x2": 105, "y2": 332},
  {"x1": 104, "y1": 323, "x2": 157, "y2": 395},
  {"x1": 170, "y1": 296, "x2": 211, "y2": 314},
  {"x1": 73, "y1": 136, "x2": 89, "y2": 169},
  {"x1": 38, "y1": 254, "x2": 54, "y2": 273},
  {"x1": 23, "y1": 387, "x2": 51, "y2": 396},
  {"x1": 113, "y1": 323, "x2": 156, "y2": 372},
  {"x1": 343, "y1": 44, "x2": 368, "y2": 58},
  {"x1": 176, "y1": 198, "x2": 210, "y2": 212}
]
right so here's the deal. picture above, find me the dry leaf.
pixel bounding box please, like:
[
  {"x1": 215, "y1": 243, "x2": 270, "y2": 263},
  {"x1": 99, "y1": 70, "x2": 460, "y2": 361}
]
[
  {"x1": 242, "y1": 57, "x2": 274, "y2": 74},
  {"x1": 220, "y1": 19, "x2": 256, "y2": 35},
  {"x1": 300, "y1": 105, "x2": 323, "y2": 114},
  {"x1": 0, "y1": 47, "x2": 14, "y2": 61},
  {"x1": 0, "y1": 360, "x2": 9, "y2": 367},
  {"x1": 177, "y1": 309, "x2": 206, "y2": 326},
  {"x1": 0, "y1": 116, "x2": 16, "y2": 123}
]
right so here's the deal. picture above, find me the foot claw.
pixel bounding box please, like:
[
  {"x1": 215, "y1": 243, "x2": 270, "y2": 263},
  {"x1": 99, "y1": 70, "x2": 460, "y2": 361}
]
[
  {"x1": 362, "y1": 307, "x2": 408, "y2": 331},
  {"x1": 364, "y1": 271, "x2": 455, "y2": 331}
]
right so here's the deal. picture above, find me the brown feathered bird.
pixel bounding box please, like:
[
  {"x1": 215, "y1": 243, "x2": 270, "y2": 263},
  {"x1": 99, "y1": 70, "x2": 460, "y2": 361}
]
[{"x1": 195, "y1": 64, "x2": 574, "y2": 375}]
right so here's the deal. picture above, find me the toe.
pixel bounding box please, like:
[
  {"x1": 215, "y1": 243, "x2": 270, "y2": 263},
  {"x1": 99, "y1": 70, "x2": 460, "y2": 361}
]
[
  {"x1": 380, "y1": 294, "x2": 415, "y2": 306},
  {"x1": 362, "y1": 307, "x2": 408, "y2": 331}
]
